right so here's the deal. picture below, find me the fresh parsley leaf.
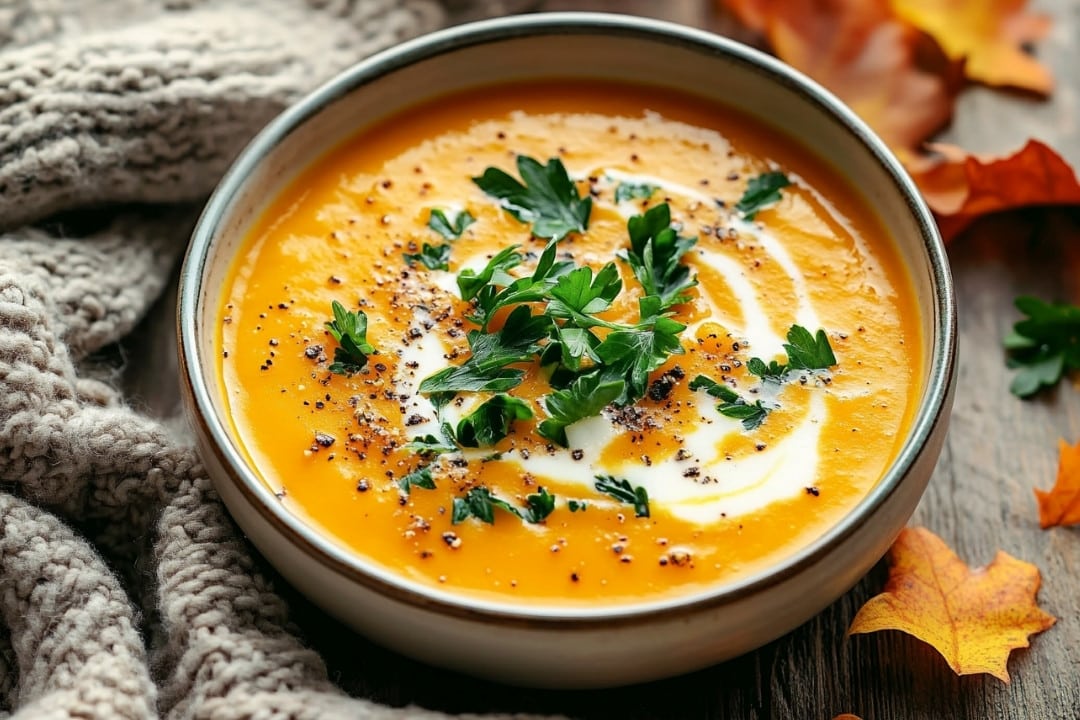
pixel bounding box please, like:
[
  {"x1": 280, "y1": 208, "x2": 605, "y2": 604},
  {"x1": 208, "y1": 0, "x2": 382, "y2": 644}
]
[
  {"x1": 746, "y1": 356, "x2": 788, "y2": 383},
  {"x1": 403, "y1": 434, "x2": 456, "y2": 457},
  {"x1": 594, "y1": 475, "x2": 650, "y2": 518},
  {"x1": 325, "y1": 300, "x2": 376, "y2": 375},
  {"x1": 718, "y1": 400, "x2": 770, "y2": 431},
  {"x1": 428, "y1": 208, "x2": 475, "y2": 240},
  {"x1": 614, "y1": 181, "x2": 658, "y2": 204},
  {"x1": 783, "y1": 325, "x2": 837, "y2": 370},
  {"x1": 689, "y1": 374, "x2": 771, "y2": 430},
  {"x1": 418, "y1": 364, "x2": 524, "y2": 396},
  {"x1": 594, "y1": 300, "x2": 686, "y2": 404},
  {"x1": 549, "y1": 324, "x2": 601, "y2": 372},
  {"x1": 546, "y1": 262, "x2": 623, "y2": 326},
  {"x1": 523, "y1": 487, "x2": 556, "y2": 523},
  {"x1": 621, "y1": 203, "x2": 698, "y2": 309},
  {"x1": 1005, "y1": 296, "x2": 1080, "y2": 397},
  {"x1": 537, "y1": 372, "x2": 624, "y2": 447},
  {"x1": 403, "y1": 242, "x2": 451, "y2": 271},
  {"x1": 397, "y1": 467, "x2": 436, "y2": 494},
  {"x1": 688, "y1": 374, "x2": 739, "y2": 403},
  {"x1": 735, "y1": 171, "x2": 791, "y2": 219},
  {"x1": 469, "y1": 241, "x2": 573, "y2": 329},
  {"x1": 452, "y1": 486, "x2": 553, "y2": 525},
  {"x1": 455, "y1": 394, "x2": 534, "y2": 448},
  {"x1": 457, "y1": 245, "x2": 523, "y2": 301},
  {"x1": 567, "y1": 499, "x2": 587, "y2": 512},
  {"x1": 473, "y1": 155, "x2": 592, "y2": 241}
]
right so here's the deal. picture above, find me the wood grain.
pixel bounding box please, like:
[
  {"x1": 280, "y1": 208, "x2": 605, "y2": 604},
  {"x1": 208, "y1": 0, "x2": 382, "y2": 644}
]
[{"x1": 120, "y1": 1, "x2": 1080, "y2": 717}]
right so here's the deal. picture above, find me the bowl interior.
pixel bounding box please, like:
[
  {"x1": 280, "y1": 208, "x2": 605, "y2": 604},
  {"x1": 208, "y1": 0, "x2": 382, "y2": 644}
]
[{"x1": 183, "y1": 13, "x2": 952, "y2": 619}]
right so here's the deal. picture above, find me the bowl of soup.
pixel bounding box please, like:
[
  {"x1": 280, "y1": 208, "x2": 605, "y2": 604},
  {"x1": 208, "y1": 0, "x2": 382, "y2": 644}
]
[{"x1": 178, "y1": 12, "x2": 956, "y2": 688}]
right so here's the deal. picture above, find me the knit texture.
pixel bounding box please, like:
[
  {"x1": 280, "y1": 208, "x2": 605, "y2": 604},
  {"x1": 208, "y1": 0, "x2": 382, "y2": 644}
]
[{"x1": 0, "y1": 2, "x2": 554, "y2": 718}]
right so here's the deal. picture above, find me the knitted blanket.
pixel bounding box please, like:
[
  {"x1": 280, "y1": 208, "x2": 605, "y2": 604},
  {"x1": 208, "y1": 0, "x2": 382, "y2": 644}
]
[{"x1": 0, "y1": 2, "x2": 549, "y2": 717}]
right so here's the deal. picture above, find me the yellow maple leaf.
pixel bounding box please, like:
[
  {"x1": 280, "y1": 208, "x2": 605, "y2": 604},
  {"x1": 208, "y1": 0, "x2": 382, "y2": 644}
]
[
  {"x1": 1035, "y1": 438, "x2": 1080, "y2": 529},
  {"x1": 889, "y1": 0, "x2": 1053, "y2": 93},
  {"x1": 848, "y1": 527, "x2": 1055, "y2": 682}
]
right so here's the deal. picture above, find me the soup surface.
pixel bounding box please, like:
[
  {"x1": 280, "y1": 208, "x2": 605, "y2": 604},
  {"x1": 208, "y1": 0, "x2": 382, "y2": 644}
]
[{"x1": 219, "y1": 80, "x2": 922, "y2": 606}]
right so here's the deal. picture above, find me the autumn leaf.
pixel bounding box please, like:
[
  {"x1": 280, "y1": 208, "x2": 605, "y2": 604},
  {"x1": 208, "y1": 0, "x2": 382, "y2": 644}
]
[
  {"x1": 907, "y1": 140, "x2": 1080, "y2": 242},
  {"x1": 1035, "y1": 438, "x2": 1080, "y2": 529},
  {"x1": 889, "y1": 0, "x2": 1053, "y2": 94},
  {"x1": 742, "y1": 0, "x2": 957, "y2": 159},
  {"x1": 848, "y1": 526, "x2": 1055, "y2": 682}
]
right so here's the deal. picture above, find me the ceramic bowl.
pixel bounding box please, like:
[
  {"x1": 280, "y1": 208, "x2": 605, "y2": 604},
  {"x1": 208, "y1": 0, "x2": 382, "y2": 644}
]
[{"x1": 178, "y1": 12, "x2": 956, "y2": 688}]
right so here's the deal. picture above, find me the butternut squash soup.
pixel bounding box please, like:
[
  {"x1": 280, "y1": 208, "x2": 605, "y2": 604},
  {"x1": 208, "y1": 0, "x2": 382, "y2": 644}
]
[{"x1": 219, "y1": 80, "x2": 922, "y2": 606}]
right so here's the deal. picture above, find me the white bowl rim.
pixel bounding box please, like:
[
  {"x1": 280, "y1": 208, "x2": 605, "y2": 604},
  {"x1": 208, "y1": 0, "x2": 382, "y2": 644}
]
[{"x1": 178, "y1": 11, "x2": 956, "y2": 626}]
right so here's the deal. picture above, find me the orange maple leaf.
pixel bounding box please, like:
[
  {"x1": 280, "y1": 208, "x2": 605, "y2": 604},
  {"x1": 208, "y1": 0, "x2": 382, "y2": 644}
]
[
  {"x1": 736, "y1": 0, "x2": 956, "y2": 158},
  {"x1": 1035, "y1": 438, "x2": 1080, "y2": 528},
  {"x1": 848, "y1": 526, "x2": 1055, "y2": 682},
  {"x1": 889, "y1": 0, "x2": 1053, "y2": 93},
  {"x1": 906, "y1": 139, "x2": 1080, "y2": 242}
]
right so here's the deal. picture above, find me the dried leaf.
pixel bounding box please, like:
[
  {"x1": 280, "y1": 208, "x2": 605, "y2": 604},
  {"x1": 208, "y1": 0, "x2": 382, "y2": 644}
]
[
  {"x1": 755, "y1": 0, "x2": 956, "y2": 158},
  {"x1": 848, "y1": 526, "x2": 1055, "y2": 682},
  {"x1": 1035, "y1": 438, "x2": 1080, "y2": 529},
  {"x1": 907, "y1": 140, "x2": 1080, "y2": 242},
  {"x1": 889, "y1": 0, "x2": 1053, "y2": 93}
]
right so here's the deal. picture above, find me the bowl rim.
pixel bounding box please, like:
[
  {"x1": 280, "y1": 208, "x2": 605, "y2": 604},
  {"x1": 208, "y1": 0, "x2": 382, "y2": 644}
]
[{"x1": 178, "y1": 11, "x2": 956, "y2": 626}]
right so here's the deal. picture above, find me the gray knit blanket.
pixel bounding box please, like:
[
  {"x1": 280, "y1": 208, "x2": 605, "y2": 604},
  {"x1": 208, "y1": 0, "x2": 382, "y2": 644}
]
[{"x1": 0, "y1": 1, "x2": 551, "y2": 717}]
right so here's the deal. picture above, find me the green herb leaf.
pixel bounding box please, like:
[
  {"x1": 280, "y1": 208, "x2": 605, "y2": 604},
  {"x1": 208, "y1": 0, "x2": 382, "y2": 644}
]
[
  {"x1": 455, "y1": 394, "x2": 534, "y2": 448},
  {"x1": 469, "y1": 241, "x2": 573, "y2": 329},
  {"x1": 452, "y1": 486, "x2": 553, "y2": 525},
  {"x1": 538, "y1": 373, "x2": 624, "y2": 447},
  {"x1": 403, "y1": 434, "x2": 456, "y2": 457},
  {"x1": 546, "y1": 262, "x2": 623, "y2": 325},
  {"x1": 457, "y1": 245, "x2": 523, "y2": 301},
  {"x1": 397, "y1": 467, "x2": 436, "y2": 494},
  {"x1": 735, "y1": 171, "x2": 791, "y2": 219},
  {"x1": 325, "y1": 300, "x2": 376, "y2": 375},
  {"x1": 473, "y1": 155, "x2": 592, "y2": 241},
  {"x1": 614, "y1": 181, "x2": 658, "y2": 204},
  {"x1": 523, "y1": 487, "x2": 556, "y2": 523},
  {"x1": 1005, "y1": 296, "x2": 1080, "y2": 397},
  {"x1": 403, "y1": 242, "x2": 451, "y2": 271},
  {"x1": 746, "y1": 356, "x2": 788, "y2": 383},
  {"x1": 594, "y1": 300, "x2": 686, "y2": 404},
  {"x1": 783, "y1": 325, "x2": 837, "y2": 370},
  {"x1": 594, "y1": 475, "x2": 650, "y2": 518},
  {"x1": 567, "y1": 500, "x2": 588, "y2": 512},
  {"x1": 620, "y1": 203, "x2": 698, "y2": 309},
  {"x1": 428, "y1": 208, "x2": 475, "y2": 240},
  {"x1": 689, "y1": 373, "x2": 771, "y2": 430},
  {"x1": 418, "y1": 364, "x2": 525, "y2": 396}
]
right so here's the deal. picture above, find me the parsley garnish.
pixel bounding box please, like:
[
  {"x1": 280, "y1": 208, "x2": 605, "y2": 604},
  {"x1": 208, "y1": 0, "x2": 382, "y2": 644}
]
[
  {"x1": 325, "y1": 300, "x2": 376, "y2": 375},
  {"x1": 620, "y1": 203, "x2": 698, "y2": 309},
  {"x1": 567, "y1": 500, "x2": 588, "y2": 512},
  {"x1": 594, "y1": 475, "x2": 650, "y2": 518},
  {"x1": 397, "y1": 467, "x2": 436, "y2": 494},
  {"x1": 1005, "y1": 296, "x2": 1080, "y2": 397},
  {"x1": 614, "y1": 181, "x2": 658, "y2": 204},
  {"x1": 473, "y1": 155, "x2": 592, "y2": 241},
  {"x1": 403, "y1": 434, "x2": 456, "y2": 457},
  {"x1": 688, "y1": 374, "x2": 771, "y2": 431},
  {"x1": 457, "y1": 245, "x2": 523, "y2": 301},
  {"x1": 537, "y1": 373, "x2": 624, "y2": 447},
  {"x1": 452, "y1": 486, "x2": 555, "y2": 525},
  {"x1": 428, "y1": 208, "x2": 475, "y2": 240},
  {"x1": 455, "y1": 394, "x2": 534, "y2": 448},
  {"x1": 418, "y1": 305, "x2": 549, "y2": 397},
  {"x1": 594, "y1": 299, "x2": 687, "y2": 405},
  {"x1": 403, "y1": 242, "x2": 451, "y2": 271},
  {"x1": 747, "y1": 325, "x2": 837, "y2": 382},
  {"x1": 735, "y1": 171, "x2": 791, "y2": 219}
]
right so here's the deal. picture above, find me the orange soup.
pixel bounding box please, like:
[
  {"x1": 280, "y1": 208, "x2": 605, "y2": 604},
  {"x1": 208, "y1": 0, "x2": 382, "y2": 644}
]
[{"x1": 219, "y1": 80, "x2": 922, "y2": 606}]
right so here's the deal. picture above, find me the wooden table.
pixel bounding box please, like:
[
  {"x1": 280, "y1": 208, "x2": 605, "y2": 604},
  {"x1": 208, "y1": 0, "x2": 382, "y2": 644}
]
[{"x1": 125, "y1": 1, "x2": 1080, "y2": 717}]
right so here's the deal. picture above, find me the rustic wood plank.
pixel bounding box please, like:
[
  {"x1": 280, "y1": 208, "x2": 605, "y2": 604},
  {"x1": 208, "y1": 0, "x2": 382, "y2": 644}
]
[{"x1": 119, "y1": 0, "x2": 1080, "y2": 717}]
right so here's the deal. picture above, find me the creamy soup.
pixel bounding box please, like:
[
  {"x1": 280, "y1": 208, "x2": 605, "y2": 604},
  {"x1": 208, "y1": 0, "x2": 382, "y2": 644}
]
[{"x1": 219, "y1": 80, "x2": 922, "y2": 605}]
